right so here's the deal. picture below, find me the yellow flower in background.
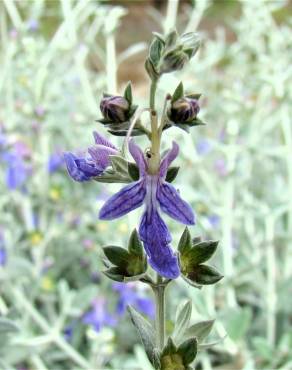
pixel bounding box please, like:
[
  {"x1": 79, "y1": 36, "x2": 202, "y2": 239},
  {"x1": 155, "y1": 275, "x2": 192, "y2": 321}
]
[
  {"x1": 49, "y1": 186, "x2": 61, "y2": 201},
  {"x1": 118, "y1": 222, "x2": 128, "y2": 234},
  {"x1": 41, "y1": 276, "x2": 55, "y2": 292},
  {"x1": 29, "y1": 231, "x2": 43, "y2": 246},
  {"x1": 97, "y1": 222, "x2": 108, "y2": 232}
]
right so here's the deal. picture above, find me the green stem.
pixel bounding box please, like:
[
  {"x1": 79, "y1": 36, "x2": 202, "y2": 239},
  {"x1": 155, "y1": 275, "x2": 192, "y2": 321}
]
[
  {"x1": 150, "y1": 80, "x2": 158, "y2": 111},
  {"x1": 153, "y1": 274, "x2": 166, "y2": 351}
]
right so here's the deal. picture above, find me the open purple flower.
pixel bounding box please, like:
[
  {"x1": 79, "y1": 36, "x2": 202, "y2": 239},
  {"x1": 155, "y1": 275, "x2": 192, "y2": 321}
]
[
  {"x1": 64, "y1": 132, "x2": 118, "y2": 182},
  {"x1": 99, "y1": 140, "x2": 195, "y2": 279},
  {"x1": 82, "y1": 298, "x2": 116, "y2": 332},
  {"x1": 113, "y1": 282, "x2": 155, "y2": 318}
]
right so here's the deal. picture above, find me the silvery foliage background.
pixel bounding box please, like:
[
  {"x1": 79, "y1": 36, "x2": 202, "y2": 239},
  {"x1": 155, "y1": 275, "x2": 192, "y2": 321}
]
[{"x1": 0, "y1": 0, "x2": 291, "y2": 369}]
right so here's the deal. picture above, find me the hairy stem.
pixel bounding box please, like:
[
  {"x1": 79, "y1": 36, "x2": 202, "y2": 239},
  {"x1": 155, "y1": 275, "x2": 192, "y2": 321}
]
[
  {"x1": 153, "y1": 275, "x2": 166, "y2": 351},
  {"x1": 150, "y1": 80, "x2": 157, "y2": 111}
]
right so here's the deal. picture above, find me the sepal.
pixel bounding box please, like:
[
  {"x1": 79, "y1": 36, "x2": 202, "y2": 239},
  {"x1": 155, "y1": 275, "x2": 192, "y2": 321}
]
[
  {"x1": 178, "y1": 228, "x2": 223, "y2": 287},
  {"x1": 160, "y1": 336, "x2": 197, "y2": 369},
  {"x1": 102, "y1": 229, "x2": 147, "y2": 281}
]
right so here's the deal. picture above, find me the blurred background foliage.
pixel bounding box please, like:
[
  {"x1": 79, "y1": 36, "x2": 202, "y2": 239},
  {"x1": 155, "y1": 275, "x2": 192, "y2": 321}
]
[{"x1": 0, "y1": 0, "x2": 292, "y2": 369}]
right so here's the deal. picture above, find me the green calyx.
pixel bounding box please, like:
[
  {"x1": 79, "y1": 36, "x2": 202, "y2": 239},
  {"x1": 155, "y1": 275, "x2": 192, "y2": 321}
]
[
  {"x1": 103, "y1": 229, "x2": 147, "y2": 282},
  {"x1": 178, "y1": 227, "x2": 223, "y2": 286},
  {"x1": 160, "y1": 337, "x2": 198, "y2": 370}
]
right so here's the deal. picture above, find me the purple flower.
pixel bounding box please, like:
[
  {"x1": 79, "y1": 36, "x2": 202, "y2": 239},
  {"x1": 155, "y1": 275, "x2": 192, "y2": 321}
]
[
  {"x1": 64, "y1": 132, "x2": 118, "y2": 182},
  {"x1": 207, "y1": 214, "x2": 220, "y2": 229},
  {"x1": 196, "y1": 139, "x2": 212, "y2": 156},
  {"x1": 82, "y1": 298, "x2": 116, "y2": 332},
  {"x1": 48, "y1": 152, "x2": 64, "y2": 173},
  {"x1": 113, "y1": 282, "x2": 155, "y2": 319},
  {"x1": 2, "y1": 152, "x2": 28, "y2": 190},
  {"x1": 99, "y1": 140, "x2": 195, "y2": 279},
  {"x1": 0, "y1": 247, "x2": 7, "y2": 266}
]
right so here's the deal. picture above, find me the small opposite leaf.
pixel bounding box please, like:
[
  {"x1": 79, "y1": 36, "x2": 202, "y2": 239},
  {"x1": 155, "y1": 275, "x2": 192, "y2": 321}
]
[
  {"x1": 171, "y1": 82, "x2": 184, "y2": 103},
  {"x1": 178, "y1": 227, "x2": 192, "y2": 255},
  {"x1": 124, "y1": 81, "x2": 133, "y2": 105},
  {"x1": 177, "y1": 337, "x2": 198, "y2": 365},
  {"x1": 103, "y1": 246, "x2": 129, "y2": 266},
  {"x1": 128, "y1": 305, "x2": 156, "y2": 364},
  {"x1": 185, "y1": 320, "x2": 215, "y2": 343},
  {"x1": 166, "y1": 166, "x2": 180, "y2": 183},
  {"x1": 173, "y1": 300, "x2": 192, "y2": 343}
]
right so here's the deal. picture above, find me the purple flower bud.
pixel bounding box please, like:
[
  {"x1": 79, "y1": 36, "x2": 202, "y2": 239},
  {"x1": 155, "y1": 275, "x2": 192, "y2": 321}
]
[
  {"x1": 100, "y1": 96, "x2": 129, "y2": 122},
  {"x1": 169, "y1": 97, "x2": 200, "y2": 123}
]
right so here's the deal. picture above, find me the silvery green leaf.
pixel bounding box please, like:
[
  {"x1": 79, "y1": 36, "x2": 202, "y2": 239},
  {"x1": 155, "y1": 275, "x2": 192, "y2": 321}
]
[
  {"x1": 185, "y1": 320, "x2": 215, "y2": 343},
  {"x1": 110, "y1": 155, "x2": 129, "y2": 174},
  {"x1": 149, "y1": 37, "x2": 164, "y2": 67},
  {"x1": 198, "y1": 337, "x2": 225, "y2": 350},
  {"x1": 0, "y1": 318, "x2": 19, "y2": 334},
  {"x1": 127, "y1": 306, "x2": 156, "y2": 365},
  {"x1": 165, "y1": 29, "x2": 178, "y2": 48},
  {"x1": 173, "y1": 300, "x2": 192, "y2": 343}
]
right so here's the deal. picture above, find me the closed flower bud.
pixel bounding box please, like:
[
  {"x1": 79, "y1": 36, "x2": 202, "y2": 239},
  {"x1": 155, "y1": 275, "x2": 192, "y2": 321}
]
[
  {"x1": 100, "y1": 95, "x2": 130, "y2": 122},
  {"x1": 169, "y1": 97, "x2": 200, "y2": 123},
  {"x1": 159, "y1": 49, "x2": 189, "y2": 74}
]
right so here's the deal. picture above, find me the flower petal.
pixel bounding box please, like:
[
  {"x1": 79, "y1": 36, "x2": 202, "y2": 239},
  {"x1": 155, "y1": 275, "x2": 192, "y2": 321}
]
[
  {"x1": 88, "y1": 145, "x2": 117, "y2": 170},
  {"x1": 159, "y1": 141, "x2": 179, "y2": 178},
  {"x1": 93, "y1": 131, "x2": 117, "y2": 150},
  {"x1": 139, "y1": 210, "x2": 180, "y2": 279},
  {"x1": 64, "y1": 153, "x2": 91, "y2": 182},
  {"x1": 129, "y1": 139, "x2": 146, "y2": 177},
  {"x1": 157, "y1": 182, "x2": 195, "y2": 225},
  {"x1": 99, "y1": 180, "x2": 146, "y2": 220}
]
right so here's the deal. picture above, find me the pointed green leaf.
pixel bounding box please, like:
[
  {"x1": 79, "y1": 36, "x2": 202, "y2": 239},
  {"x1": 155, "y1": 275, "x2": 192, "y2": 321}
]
[
  {"x1": 165, "y1": 29, "x2": 178, "y2": 48},
  {"x1": 166, "y1": 166, "x2": 180, "y2": 183},
  {"x1": 181, "y1": 275, "x2": 202, "y2": 289},
  {"x1": 149, "y1": 37, "x2": 164, "y2": 67},
  {"x1": 128, "y1": 162, "x2": 140, "y2": 181},
  {"x1": 188, "y1": 265, "x2": 223, "y2": 285},
  {"x1": 128, "y1": 229, "x2": 144, "y2": 257},
  {"x1": 171, "y1": 82, "x2": 184, "y2": 103},
  {"x1": 185, "y1": 320, "x2": 215, "y2": 343},
  {"x1": 103, "y1": 246, "x2": 129, "y2": 266},
  {"x1": 123, "y1": 81, "x2": 133, "y2": 105},
  {"x1": 128, "y1": 306, "x2": 156, "y2": 364},
  {"x1": 173, "y1": 300, "x2": 192, "y2": 343},
  {"x1": 186, "y1": 93, "x2": 202, "y2": 100},
  {"x1": 178, "y1": 227, "x2": 192, "y2": 255},
  {"x1": 188, "y1": 240, "x2": 219, "y2": 265},
  {"x1": 161, "y1": 337, "x2": 177, "y2": 356},
  {"x1": 103, "y1": 267, "x2": 125, "y2": 282},
  {"x1": 177, "y1": 337, "x2": 198, "y2": 365}
]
